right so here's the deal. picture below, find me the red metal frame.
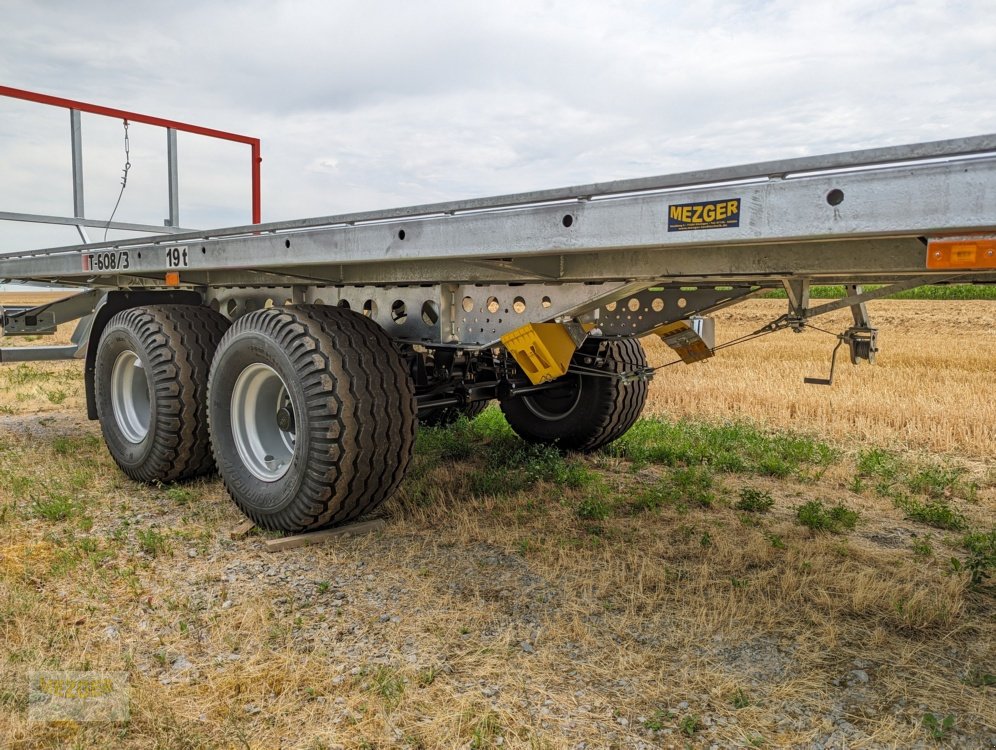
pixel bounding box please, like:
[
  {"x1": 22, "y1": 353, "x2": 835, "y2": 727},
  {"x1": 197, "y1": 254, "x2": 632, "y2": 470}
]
[{"x1": 0, "y1": 84, "x2": 261, "y2": 224}]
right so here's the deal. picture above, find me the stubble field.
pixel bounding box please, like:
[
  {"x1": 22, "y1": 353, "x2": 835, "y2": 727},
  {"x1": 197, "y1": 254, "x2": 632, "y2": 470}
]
[{"x1": 0, "y1": 292, "x2": 993, "y2": 749}]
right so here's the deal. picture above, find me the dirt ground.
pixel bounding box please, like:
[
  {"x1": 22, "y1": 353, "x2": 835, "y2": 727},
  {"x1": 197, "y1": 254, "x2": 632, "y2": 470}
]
[{"x1": 0, "y1": 293, "x2": 993, "y2": 749}]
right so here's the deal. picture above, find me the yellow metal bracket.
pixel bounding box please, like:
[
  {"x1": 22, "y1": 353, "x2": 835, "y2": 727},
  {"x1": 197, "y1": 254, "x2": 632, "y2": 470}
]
[
  {"x1": 501, "y1": 321, "x2": 592, "y2": 385},
  {"x1": 650, "y1": 320, "x2": 714, "y2": 364}
]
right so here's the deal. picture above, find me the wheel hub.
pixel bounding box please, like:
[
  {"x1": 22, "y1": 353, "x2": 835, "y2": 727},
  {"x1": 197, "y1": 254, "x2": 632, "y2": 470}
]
[
  {"x1": 110, "y1": 349, "x2": 151, "y2": 444},
  {"x1": 230, "y1": 363, "x2": 297, "y2": 482},
  {"x1": 521, "y1": 374, "x2": 583, "y2": 422},
  {"x1": 275, "y1": 406, "x2": 294, "y2": 432}
]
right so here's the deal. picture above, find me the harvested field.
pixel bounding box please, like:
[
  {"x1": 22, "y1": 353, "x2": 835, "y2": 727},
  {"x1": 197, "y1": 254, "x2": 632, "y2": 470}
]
[
  {"x1": 0, "y1": 292, "x2": 994, "y2": 749},
  {"x1": 642, "y1": 298, "x2": 996, "y2": 458}
]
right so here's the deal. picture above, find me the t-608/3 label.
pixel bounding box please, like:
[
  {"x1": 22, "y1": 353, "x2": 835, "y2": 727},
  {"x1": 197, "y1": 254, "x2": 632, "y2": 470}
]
[
  {"x1": 667, "y1": 198, "x2": 741, "y2": 231},
  {"x1": 82, "y1": 251, "x2": 130, "y2": 272}
]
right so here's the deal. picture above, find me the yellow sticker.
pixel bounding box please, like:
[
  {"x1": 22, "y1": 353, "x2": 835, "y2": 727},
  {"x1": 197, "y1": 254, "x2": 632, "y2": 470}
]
[{"x1": 668, "y1": 198, "x2": 741, "y2": 231}]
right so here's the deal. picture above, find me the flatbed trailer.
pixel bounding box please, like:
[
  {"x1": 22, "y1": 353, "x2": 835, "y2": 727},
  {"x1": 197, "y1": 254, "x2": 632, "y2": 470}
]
[{"x1": 2, "y1": 133, "x2": 995, "y2": 532}]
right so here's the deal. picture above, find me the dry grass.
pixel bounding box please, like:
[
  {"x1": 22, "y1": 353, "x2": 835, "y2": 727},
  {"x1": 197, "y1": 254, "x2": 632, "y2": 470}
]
[
  {"x1": 642, "y1": 299, "x2": 996, "y2": 458},
  {"x1": 0, "y1": 292, "x2": 994, "y2": 749}
]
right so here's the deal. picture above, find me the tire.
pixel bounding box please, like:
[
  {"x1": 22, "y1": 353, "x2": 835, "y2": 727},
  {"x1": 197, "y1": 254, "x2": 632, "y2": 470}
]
[
  {"x1": 500, "y1": 337, "x2": 648, "y2": 452},
  {"x1": 207, "y1": 305, "x2": 416, "y2": 532},
  {"x1": 94, "y1": 304, "x2": 229, "y2": 482},
  {"x1": 419, "y1": 399, "x2": 489, "y2": 427}
]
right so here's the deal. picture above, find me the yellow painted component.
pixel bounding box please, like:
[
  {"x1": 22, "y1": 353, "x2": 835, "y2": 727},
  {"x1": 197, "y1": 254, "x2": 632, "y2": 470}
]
[
  {"x1": 501, "y1": 322, "x2": 580, "y2": 385},
  {"x1": 650, "y1": 320, "x2": 714, "y2": 364},
  {"x1": 649, "y1": 321, "x2": 688, "y2": 338}
]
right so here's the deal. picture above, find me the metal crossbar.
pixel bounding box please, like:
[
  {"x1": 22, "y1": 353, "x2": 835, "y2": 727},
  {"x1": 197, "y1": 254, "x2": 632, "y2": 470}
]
[
  {"x1": 0, "y1": 85, "x2": 262, "y2": 239},
  {"x1": 0, "y1": 134, "x2": 994, "y2": 293},
  {"x1": 4, "y1": 132, "x2": 995, "y2": 259}
]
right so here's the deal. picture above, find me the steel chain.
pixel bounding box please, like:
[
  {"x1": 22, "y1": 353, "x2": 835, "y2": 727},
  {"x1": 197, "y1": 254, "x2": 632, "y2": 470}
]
[{"x1": 103, "y1": 119, "x2": 132, "y2": 241}]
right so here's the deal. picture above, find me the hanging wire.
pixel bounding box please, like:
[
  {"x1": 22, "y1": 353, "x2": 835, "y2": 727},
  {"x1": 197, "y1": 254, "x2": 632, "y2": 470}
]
[
  {"x1": 565, "y1": 326, "x2": 779, "y2": 381},
  {"x1": 103, "y1": 119, "x2": 132, "y2": 241},
  {"x1": 565, "y1": 314, "x2": 846, "y2": 382},
  {"x1": 643, "y1": 326, "x2": 780, "y2": 375}
]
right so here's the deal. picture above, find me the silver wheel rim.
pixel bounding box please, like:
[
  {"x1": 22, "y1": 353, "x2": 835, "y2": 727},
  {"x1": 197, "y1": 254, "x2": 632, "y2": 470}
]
[
  {"x1": 110, "y1": 349, "x2": 152, "y2": 444},
  {"x1": 230, "y1": 363, "x2": 296, "y2": 482}
]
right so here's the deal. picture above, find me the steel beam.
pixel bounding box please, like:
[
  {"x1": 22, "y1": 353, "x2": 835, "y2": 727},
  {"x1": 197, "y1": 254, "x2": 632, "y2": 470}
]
[
  {"x1": 0, "y1": 153, "x2": 993, "y2": 287},
  {"x1": 9, "y1": 131, "x2": 996, "y2": 258},
  {"x1": 0, "y1": 211, "x2": 191, "y2": 235},
  {"x1": 70, "y1": 109, "x2": 84, "y2": 219},
  {"x1": 0, "y1": 345, "x2": 79, "y2": 363},
  {"x1": 1, "y1": 290, "x2": 103, "y2": 336},
  {"x1": 167, "y1": 128, "x2": 179, "y2": 228}
]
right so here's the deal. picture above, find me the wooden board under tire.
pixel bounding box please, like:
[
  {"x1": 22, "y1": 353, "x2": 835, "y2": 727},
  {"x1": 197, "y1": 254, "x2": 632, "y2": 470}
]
[
  {"x1": 228, "y1": 519, "x2": 257, "y2": 540},
  {"x1": 264, "y1": 518, "x2": 386, "y2": 553}
]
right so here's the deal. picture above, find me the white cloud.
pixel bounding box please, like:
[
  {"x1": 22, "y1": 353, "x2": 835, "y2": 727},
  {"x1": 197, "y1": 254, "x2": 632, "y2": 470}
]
[{"x1": 2, "y1": 0, "x2": 995, "y2": 253}]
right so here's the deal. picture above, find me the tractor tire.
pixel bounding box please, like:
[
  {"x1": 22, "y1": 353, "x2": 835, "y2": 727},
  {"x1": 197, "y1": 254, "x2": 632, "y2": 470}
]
[
  {"x1": 207, "y1": 305, "x2": 416, "y2": 532},
  {"x1": 94, "y1": 304, "x2": 228, "y2": 482},
  {"x1": 500, "y1": 337, "x2": 648, "y2": 452},
  {"x1": 419, "y1": 399, "x2": 489, "y2": 427}
]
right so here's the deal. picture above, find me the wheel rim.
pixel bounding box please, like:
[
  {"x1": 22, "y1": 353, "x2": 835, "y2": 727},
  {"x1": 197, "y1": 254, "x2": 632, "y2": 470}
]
[
  {"x1": 110, "y1": 350, "x2": 151, "y2": 444},
  {"x1": 230, "y1": 363, "x2": 296, "y2": 482},
  {"x1": 521, "y1": 375, "x2": 583, "y2": 422}
]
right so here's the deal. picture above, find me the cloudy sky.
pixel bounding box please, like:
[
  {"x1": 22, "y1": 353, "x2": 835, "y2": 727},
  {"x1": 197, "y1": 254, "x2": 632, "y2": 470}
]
[{"x1": 2, "y1": 0, "x2": 995, "y2": 255}]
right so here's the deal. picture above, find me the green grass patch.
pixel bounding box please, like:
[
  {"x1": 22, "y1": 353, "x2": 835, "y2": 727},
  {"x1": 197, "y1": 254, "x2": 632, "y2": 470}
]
[
  {"x1": 415, "y1": 408, "x2": 514, "y2": 463},
  {"x1": 911, "y1": 537, "x2": 933, "y2": 557},
  {"x1": 0, "y1": 467, "x2": 37, "y2": 500},
  {"x1": 921, "y1": 712, "x2": 956, "y2": 741},
  {"x1": 735, "y1": 487, "x2": 774, "y2": 513},
  {"x1": 30, "y1": 493, "x2": 77, "y2": 522},
  {"x1": 467, "y1": 466, "x2": 533, "y2": 497},
  {"x1": 52, "y1": 435, "x2": 101, "y2": 456},
  {"x1": 796, "y1": 500, "x2": 860, "y2": 533},
  {"x1": 1, "y1": 364, "x2": 55, "y2": 386},
  {"x1": 855, "y1": 448, "x2": 903, "y2": 490},
  {"x1": 468, "y1": 441, "x2": 597, "y2": 498},
  {"x1": 762, "y1": 284, "x2": 996, "y2": 300},
  {"x1": 367, "y1": 665, "x2": 405, "y2": 711},
  {"x1": 731, "y1": 688, "x2": 751, "y2": 709},
  {"x1": 630, "y1": 466, "x2": 718, "y2": 512},
  {"x1": 859, "y1": 448, "x2": 974, "y2": 531},
  {"x1": 137, "y1": 528, "x2": 170, "y2": 557},
  {"x1": 679, "y1": 714, "x2": 701, "y2": 736},
  {"x1": 642, "y1": 709, "x2": 674, "y2": 731},
  {"x1": 575, "y1": 494, "x2": 611, "y2": 521},
  {"x1": 418, "y1": 408, "x2": 598, "y2": 500},
  {"x1": 907, "y1": 465, "x2": 974, "y2": 500},
  {"x1": 964, "y1": 670, "x2": 996, "y2": 688},
  {"x1": 611, "y1": 418, "x2": 837, "y2": 478},
  {"x1": 163, "y1": 484, "x2": 197, "y2": 505},
  {"x1": 45, "y1": 389, "x2": 68, "y2": 405},
  {"x1": 854, "y1": 448, "x2": 976, "y2": 502},
  {"x1": 960, "y1": 529, "x2": 995, "y2": 586},
  {"x1": 469, "y1": 710, "x2": 502, "y2": 749},
  {"x1": 895, "y1": 496, "x2": 968, "y2": 531}
]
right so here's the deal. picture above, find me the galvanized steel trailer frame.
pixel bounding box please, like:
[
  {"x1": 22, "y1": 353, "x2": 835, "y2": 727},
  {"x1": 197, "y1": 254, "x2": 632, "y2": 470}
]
[
  {"x1": 2, "y1": 133, "x2": 995, "y2": 531},
  {"x1": 3, "y1": 134, "x2": 995, "y2": 347}
]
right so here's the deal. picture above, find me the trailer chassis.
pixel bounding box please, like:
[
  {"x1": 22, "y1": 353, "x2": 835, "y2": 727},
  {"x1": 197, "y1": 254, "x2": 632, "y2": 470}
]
[{"x1": 2, "y1": 134, "x2": 995, "y2": 532}]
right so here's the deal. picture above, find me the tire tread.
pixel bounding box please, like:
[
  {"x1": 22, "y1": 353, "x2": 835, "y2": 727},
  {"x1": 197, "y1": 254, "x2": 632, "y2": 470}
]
[
  {"x1": 500, "y1": 337, "x2": 648, "y2": 452},
  {"x1": 209, "y1": 305, "x2": 416, "y2": 532},
  {"x1": 97, "y1": 304, "x2": 228, "y2": 482}
]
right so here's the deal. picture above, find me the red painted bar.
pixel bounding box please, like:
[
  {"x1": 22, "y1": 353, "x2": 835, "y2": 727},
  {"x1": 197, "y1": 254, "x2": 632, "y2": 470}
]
[{"x1": 0, "y1": 84, "x2": 262, "y2": 223}]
